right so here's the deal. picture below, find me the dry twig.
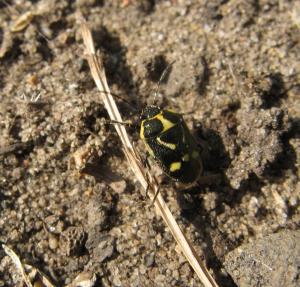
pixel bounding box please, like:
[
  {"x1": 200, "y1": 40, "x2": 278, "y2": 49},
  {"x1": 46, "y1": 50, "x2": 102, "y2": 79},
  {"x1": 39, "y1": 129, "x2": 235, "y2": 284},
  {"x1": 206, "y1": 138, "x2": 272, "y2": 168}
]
[
  {"x1": 79, "y1": 16, "x2": 219, "y2": 287},
  {"x1": 2, "y1": 244, "x2": 55, "y2": 287}
]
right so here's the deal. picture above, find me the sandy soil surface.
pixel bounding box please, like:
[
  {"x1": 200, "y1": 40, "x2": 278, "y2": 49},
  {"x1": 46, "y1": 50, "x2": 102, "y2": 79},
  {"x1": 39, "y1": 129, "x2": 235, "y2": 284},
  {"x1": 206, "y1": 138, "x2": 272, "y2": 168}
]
[{"x1": 0, "y1": 1, "x2": 299, "y2": 286}]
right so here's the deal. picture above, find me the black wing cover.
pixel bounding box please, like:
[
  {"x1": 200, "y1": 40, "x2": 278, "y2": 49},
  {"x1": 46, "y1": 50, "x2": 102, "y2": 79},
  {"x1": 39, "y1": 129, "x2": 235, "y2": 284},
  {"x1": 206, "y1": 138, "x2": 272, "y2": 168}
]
[{"x1": 146, "y1": 122, "x2": 203, "y2": 183}]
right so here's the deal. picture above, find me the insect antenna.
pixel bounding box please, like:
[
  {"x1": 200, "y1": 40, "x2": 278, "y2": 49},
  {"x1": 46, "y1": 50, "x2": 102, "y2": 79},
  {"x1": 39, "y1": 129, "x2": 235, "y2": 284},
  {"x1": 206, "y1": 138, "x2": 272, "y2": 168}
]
[
  {"x1": 99, "y1": 91, "x2": 139, "y2": 112},
  {"x1": 152, "y1": 60, "x2": 176, "y2": 106},
  {"x1": 106, "y1": 119, "x2": 139, "y2": 130}
]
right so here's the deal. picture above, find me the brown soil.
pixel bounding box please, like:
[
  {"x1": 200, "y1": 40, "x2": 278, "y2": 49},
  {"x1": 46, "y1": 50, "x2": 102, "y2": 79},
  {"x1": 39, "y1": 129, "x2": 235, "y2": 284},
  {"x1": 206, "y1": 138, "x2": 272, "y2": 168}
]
[{"x1": 0, "y1": 1, "x2": 299, "y2": 286}]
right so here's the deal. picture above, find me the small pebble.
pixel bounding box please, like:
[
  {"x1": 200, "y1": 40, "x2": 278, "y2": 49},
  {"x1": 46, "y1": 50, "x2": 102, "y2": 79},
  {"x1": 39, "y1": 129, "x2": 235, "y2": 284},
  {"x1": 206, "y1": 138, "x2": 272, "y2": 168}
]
[{"x1": 49, "y1": 236, "x2": 58, "y2": 250}]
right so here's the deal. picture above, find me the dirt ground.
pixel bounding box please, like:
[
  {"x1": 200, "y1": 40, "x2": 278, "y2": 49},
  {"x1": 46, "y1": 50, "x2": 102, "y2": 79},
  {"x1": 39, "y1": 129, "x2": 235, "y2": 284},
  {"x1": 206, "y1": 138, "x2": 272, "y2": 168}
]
[{"x1": 0, "y1": 1, "x2": 299, "y2": 286}]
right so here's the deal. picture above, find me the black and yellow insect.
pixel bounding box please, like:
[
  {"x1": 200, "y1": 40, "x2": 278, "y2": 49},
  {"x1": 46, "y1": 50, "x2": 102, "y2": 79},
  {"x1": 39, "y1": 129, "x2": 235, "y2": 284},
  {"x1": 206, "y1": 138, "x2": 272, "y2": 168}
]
[{"x1": 140, "y1": 105, "x2": 203, "y2": 184}]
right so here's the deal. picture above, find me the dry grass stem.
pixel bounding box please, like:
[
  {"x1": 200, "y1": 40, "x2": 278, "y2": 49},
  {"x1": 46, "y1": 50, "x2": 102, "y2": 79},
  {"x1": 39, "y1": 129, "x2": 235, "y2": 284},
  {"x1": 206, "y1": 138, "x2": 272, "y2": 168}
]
[
  {"x1": 2, "y1": 244, "x2": 33, "y2": 287},
  {"x1": 79, "y1": 16, "x2": 219, "y2": 287},
  {"x1": 2, "y1": 244, "x2": 55, "y2": 287}
]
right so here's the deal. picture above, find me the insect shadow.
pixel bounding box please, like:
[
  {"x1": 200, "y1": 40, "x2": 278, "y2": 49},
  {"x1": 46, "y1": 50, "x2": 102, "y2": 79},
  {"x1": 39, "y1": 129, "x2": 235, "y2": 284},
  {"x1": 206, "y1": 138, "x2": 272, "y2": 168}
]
[
  {"x1": 175, "y1": 125, "x2": 231, "y2": 202},
  {"x1": 175, "y1": 126, "x2": 236, "y2": 287}
]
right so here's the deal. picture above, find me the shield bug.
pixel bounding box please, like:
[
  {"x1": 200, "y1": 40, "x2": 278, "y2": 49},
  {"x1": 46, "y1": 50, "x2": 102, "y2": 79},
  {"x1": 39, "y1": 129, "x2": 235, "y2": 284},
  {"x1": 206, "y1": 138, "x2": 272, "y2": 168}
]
[
  {"x1": 139, "y1": 61, "x2": 203, "y2": 187},
  {"x1": 140, "y1": 106, "x2": 203, "y2": 184}
]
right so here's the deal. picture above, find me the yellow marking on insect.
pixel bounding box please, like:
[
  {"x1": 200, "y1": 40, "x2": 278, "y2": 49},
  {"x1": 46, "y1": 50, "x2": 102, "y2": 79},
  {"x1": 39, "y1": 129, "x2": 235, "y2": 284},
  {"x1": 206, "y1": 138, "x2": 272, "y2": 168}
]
[
  {"x1": 140, "y1": 121, "x2": 145, "y2": 139},
  {"x1": 182, "y1": 154, "x2": 190, "y2": 162},
  {"x1": 170, "y1": 162, "x2": 181, "y2": 172},
  {"x1": 155, "y1": 113, "x2": 175, "y2": 132},
  {"x1": 157, "y1": 137, "x2": 176, "y2": 150},
  {"x1": 192, "y1": 150, "x2": 199, "y2": 159}
]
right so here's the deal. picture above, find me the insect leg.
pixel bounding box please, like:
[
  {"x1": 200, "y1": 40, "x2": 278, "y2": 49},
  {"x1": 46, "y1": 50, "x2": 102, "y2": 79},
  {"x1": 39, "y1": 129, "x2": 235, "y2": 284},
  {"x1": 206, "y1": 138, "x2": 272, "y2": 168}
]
[{"x1": 151, "y1": 185, "x2": 160, "y2": 205}]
